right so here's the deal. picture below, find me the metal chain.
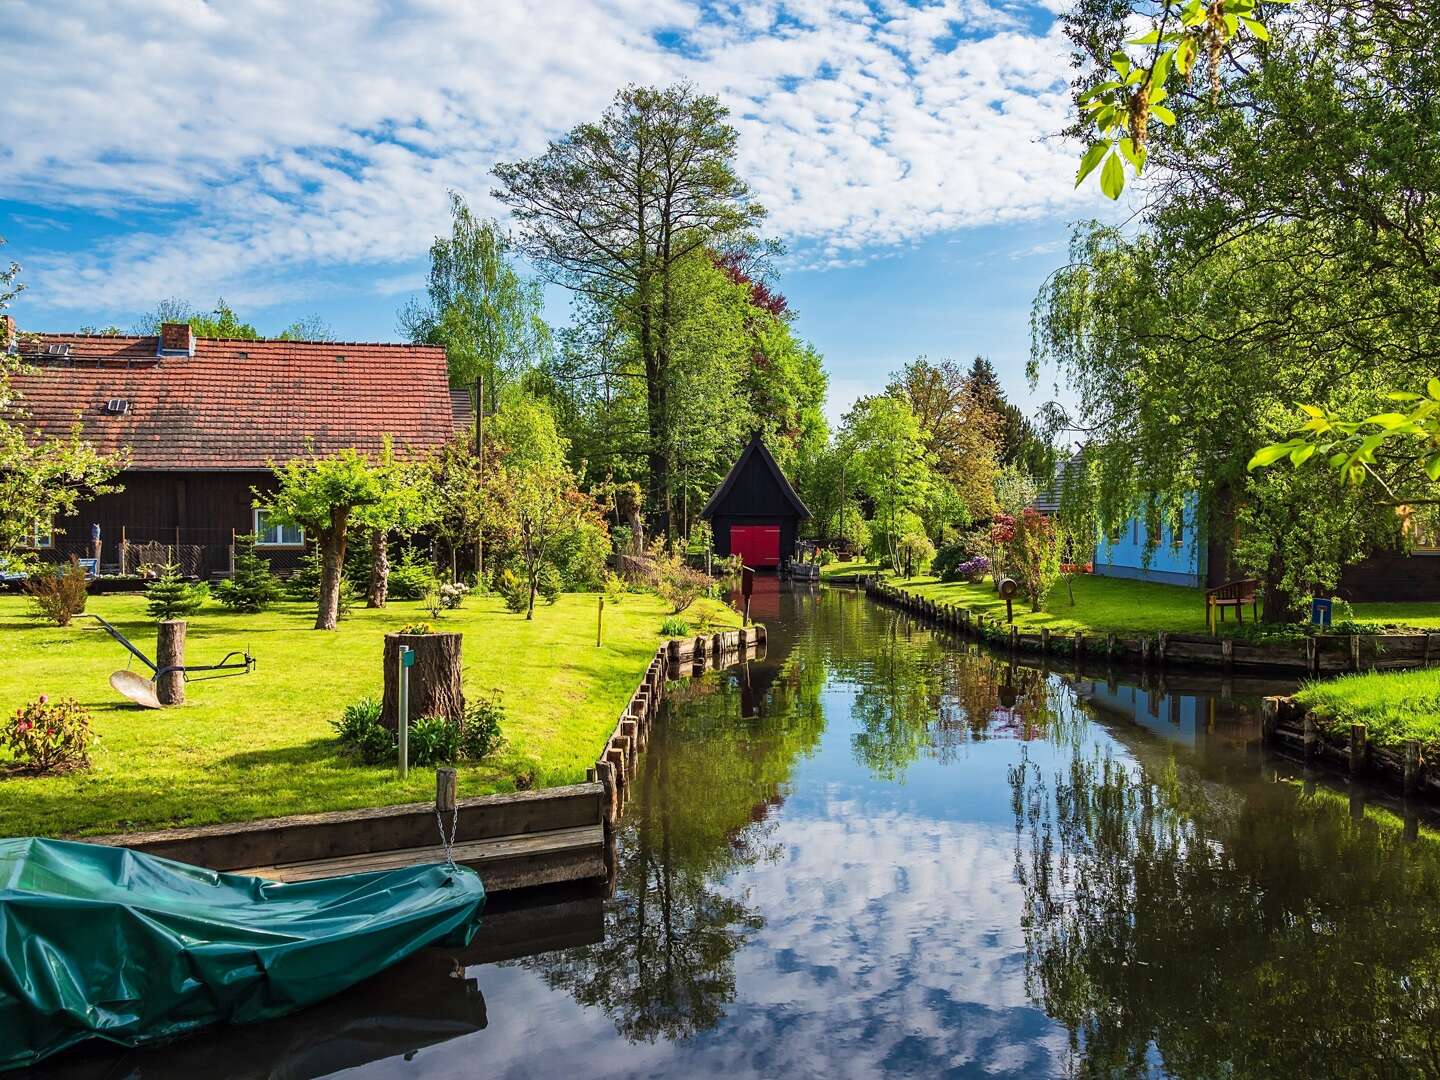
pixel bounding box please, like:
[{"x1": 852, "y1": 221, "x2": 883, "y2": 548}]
[{"x1": 435, "y1": 804, "x2": 459, "y2": 871}]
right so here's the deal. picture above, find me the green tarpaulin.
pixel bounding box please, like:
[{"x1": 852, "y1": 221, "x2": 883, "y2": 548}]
[{"x1": 0, "y1": 837, "x2": 485, "y2": 1071}]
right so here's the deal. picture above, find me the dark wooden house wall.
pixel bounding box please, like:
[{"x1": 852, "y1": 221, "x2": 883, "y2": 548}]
[
  {"x1": 708, "y1": 452, "x2": 800, "y2": 563},
  {"x1": 1338, "y1": 550, "x2": 1440, "y2": 603}
]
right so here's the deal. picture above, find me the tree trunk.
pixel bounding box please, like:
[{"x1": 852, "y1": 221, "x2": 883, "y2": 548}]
[
  {"x1": 367, "y1": 528, "x2": 388, "y2": 608},
  {"x1": 527, "y1": 576, "x2": 536, "y2": 620},
  {"x1": 156, "y1": 620, "x2": 186, "y2": 706},
  {"x1": 315, "y1": 509, "x2": 348, "y2": 630},
  {"x1": 381, "y1": 632, "x2": 465, "y2": 730}
]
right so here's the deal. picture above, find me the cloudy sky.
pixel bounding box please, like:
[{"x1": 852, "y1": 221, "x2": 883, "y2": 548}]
[{"x1": 1, "y1": 0, "x2": 1114, "y2": 421}]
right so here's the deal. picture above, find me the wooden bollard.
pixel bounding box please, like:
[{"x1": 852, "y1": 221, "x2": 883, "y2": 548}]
[
  {"x1": 1221, "y1": 638, "x2": 1234, "y2": 669},
  {"x1": 754, "y1": 623, "x2": 766, "y2": 646},
  {"x1": 1349, "y1": 723, "x2": 1367, "y2": 774},
  {"x1": 1260, "y1": 697, "x2": 1279, "y2": 741},
  {"x1": 1303, "y1": 715, "x2": 1318, "y2": 759},
  {"x1": 606, "y1": 742, "x2": 626, "y2": 784},
  {"x1": 712, "y1": 632, "x2": 724, "y2": 657},
  {"x1": 1040, "y1": 628, "x2": 1049, "y2": 654},
  {"x1": 1305, "y1": 636, "x2": 1318, "y2": 675},
  {"x1": 156, "y1": 620, "x2": 186, "y2": 706},
  {"x1": 1351, "y1": 634, "x2": 1362, "y2": 671},
  {"x1": 586, "y1": 766, "x2": 596, "y2": 783},
  {"x1": 667, "y1": 639, "x2": 681, "y2": 664},
  {"x1": 1074, "y1": 631, "x2": 1084, "y2": 659},
  {"x1": 620, "y1": 719, "x2": 638, "y2": 763},
  {"x1": 1157, "y1": 631, "x2": 1169, "y2": 665},
  {"x1": 1106, "y1": 633, "x2": 1116, "y2": 660},
  {"x1": 436, "y1": 767, "x2": 458, "y2": 814},
  {"x1": 1140, "y1": 637, "x2": 1152, "y2": 666},
  {"x1": 596, "y1": 759, "x2": 618, "y2": 828},
  {"x1": 1009, "y1": 626, "x2": 1018, "y2": 652},
  {"x1": 1405, "y1": 740, "x2": 1422, "y2": 795}
]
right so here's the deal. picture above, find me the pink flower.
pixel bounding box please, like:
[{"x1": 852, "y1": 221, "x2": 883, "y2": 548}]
[{"x1": 37, "y1": 695, "x2": 47, "y2": 705}]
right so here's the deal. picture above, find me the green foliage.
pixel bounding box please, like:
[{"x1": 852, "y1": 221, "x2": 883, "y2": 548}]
[
  {"x1": 24, "y1": 558, "x2": 88, "y2": 626},
  {"x1": 497, "y1": 568, "x2": 529, "y2": 614},
  {"x1": 660, "y1": 615, "x2": 691, "y2": 637},
  {"x1": 1007, "y1": 509, "x2": 1062, "y2": 612},
  {"x1": 144, "y1": 563, "x2": 208, "y2": 621},
  {"x1": 284, "y1": 551, "x2": 357, "y2": 617},
  {"x1": 841, "y1": 394, "x2": 941, "y2": 568},
  {"x1": 461, "y1": 693, "x2": 506, "y2": 761},
  {"x1": 395, "y1": 621, "x2": 435, "y2": 635},
  {"x1": 331, "y1": 697, "x2": 394, "y2": 765},
  {"x1": 4, "y1": 695, "x2": 94, "y2": 774},
  {"x1": 409, "y1": 714, "x2": 462, "y2": 767},
  {"x1": 895, "y1": 532, "x2": 936, "y2": 579},
  {"x1": 215, "y1": 534, "x2": 281, "y2": 613},
  {"x1": 1294, "y1": 668, "x2": 1440, "y2": 754},
  {"x1": 397, "y1": 191, "x2": 551, "y2": 398},
  {"x1": 387, "y1": 552, "x2": 438, "y2": 601}
]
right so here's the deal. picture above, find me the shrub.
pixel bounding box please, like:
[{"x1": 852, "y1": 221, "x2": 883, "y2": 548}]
[
  {"x1": 387, "y1": 554, "x2": 437, "y2": 601},
  {"x1": 438, "y1": 581, "x2": 469, "y2": 609},
  {"x1": 895, "y1": 532, "x2": 936, "y2": 579},
  {"x1": 215, "y1": 534, "x2": 281, "y2": 613},
  {"x1": 330, "y1": 697, "x2": 394, "y2": 765},
  {"x1": 537, "y1": 563, "x2": 562, "y2": 605},
  {"x1": 955, "y1": 555, "x2": 991, "y2": 583},
  {"x1": 461, "y1": 692, "x2": 506, "y2": 761},
  {"x1": 24, "y1": 557, "x2": 88, "y2": 626},
  {"x1": 817, "y1": 548, "x2": 836, "y2": 566},
  {"x1": 1007, "y1": 509, "x2": 1060, "y2": 612},
  {"x1": 660, "y1": 615, "x2": 690, "y2": 637},
  {"x1": 145, "y1": 563, "x2": 208, "y2": 621},
  {"x1": 409, "y1": 713, "x2": 462, "y2": 766},
  {"x1": 497, "y1": 568, "x2": 528, "y2": 613},
  {"x1": 604, "y1": 571, "x2": 627, "y2": 605},
  {"x1": 932, "y1": 542, "x2": 968, "y2": 582},
  {"x1": 285, "y1": 551, "x2": 358, "y2": 616},
  {"x1": 4, "y1": 695, "x2": 95, "y2": 774}
]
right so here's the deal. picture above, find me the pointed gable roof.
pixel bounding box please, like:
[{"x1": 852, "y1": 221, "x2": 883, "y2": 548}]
[{"x1": 700, "y1": 433, "x2": 811, "y2": 520}]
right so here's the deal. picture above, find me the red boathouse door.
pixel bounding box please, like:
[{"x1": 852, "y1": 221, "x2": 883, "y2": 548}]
[{"x1": 730, "y1": 524, "x2": 781, "y2": 568}]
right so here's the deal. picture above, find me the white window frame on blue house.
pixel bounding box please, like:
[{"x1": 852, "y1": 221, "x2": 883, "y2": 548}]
[{"x1": 253, "y1": 509, "x2": 304, "y2": 548}]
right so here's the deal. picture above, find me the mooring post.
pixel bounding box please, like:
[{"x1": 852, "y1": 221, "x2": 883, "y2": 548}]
[
  {"x1": 1405, "y1": 740, "x2": 1422, "y2": 795},
  {"x1": 1351, "y1": 634, "x2": 1362, "y2": 672},
  {"x1": 1106, "y1": 633, "x2": 1116, "y2": 662},
  {"x1": 1306, "y1": 635, "x2": 1318, "y2": 675},
  {"x1": 1040, "y1": 627, "x2": 1050, "y2": 654},
  {"x1": 1157, "y1": 631, "x2": 1169, "y2": 666},
  {"x1": 436, "y1": 767, "x2": 457, "y2": 814},
  {"x1": 156, "y1": 620, "x2": 186, "y2": 706},
  {"x1": 1074, "y1": 631, "x2": 1084, "y2": 660},
  {"x1": 1303, "y1": 715, "x2": 1318, "y2": 759},
  {"x1": 1349, "y1": 723, "x2": 1367, "y2": 774}
]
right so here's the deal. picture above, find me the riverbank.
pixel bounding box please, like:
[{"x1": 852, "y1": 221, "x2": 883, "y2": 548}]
[
  {"x1": 1293, "y1": 668, "x2": 1440, "y2": 751},
  {"x1": 0, "y1": 591, "x2": 729, "y2": 837}
]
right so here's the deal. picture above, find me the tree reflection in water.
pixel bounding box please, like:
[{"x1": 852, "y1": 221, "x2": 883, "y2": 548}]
[
  {"x1": 1010, "y1": 745, "x2": 1440, "y2": 1078},
  {"x1": 517, "y1": 658, "x2": 825, "y2": 1043}
]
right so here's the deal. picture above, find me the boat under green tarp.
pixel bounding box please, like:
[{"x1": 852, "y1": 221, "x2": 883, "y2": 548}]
[{"x1": 0, "y1": 837, "x2": 486, "y2": 1071}]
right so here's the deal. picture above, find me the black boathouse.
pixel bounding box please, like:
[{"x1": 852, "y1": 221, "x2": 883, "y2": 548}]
[{"x1": 700, "y1": 434, "x2": 810, "y2": 569}]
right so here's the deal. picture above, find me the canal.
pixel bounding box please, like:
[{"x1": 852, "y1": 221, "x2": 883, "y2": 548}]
[{"x1": 32, "y1": 582, "x2": 1440, "y2": 1078}]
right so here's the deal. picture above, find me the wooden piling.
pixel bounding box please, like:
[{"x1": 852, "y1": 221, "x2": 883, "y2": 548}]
[
  {"x1": 1351, "y1": 634, "x2": 1362, "y2": 671},
  {"x1": 435, "y1": 767, "x2": 458, "y2": 814},
  {"x1": 1303, "y1": 715, "x2": 1318, "y2": 759},
  {"x1": 1405, "y1": 740, "x2": 1422, "y2": 795},
  {"x1": 1040, "y1": 627, "x2": 1049, "y2": 654},
  {"x1": 1349, "y1": 723, "x2": 1367, "y2": 774}
]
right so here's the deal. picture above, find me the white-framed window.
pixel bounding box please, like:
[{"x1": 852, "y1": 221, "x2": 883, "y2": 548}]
[
  {"x1": 24, "y1": 522, "x2": 53, "y2": 550},
  {"x1": 254, "y1": 509, "x2": 304, "y2": 548}
]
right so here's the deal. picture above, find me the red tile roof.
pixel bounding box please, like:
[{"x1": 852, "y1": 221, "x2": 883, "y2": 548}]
[{"x1": 7, "y1": 334, "x2": 464, "y2": 470}]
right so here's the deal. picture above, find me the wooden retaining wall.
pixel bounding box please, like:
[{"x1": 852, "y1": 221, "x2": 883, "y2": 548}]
[
  {"x1": 592, "y1": 625, "x2": 767, "y2": 831},
  {"x1": 1261, "y1": 696, "x2": 1440, "y2": 802},
  {"x1": 96, "y1": 625, "x2": 767, "y2": 892},
  {"x1": 864, "y1": 577, "x2": 1440, "y2": 676}
]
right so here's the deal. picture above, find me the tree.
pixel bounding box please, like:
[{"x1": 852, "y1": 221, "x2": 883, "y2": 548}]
[
  {"x1": 1007, "y1": 508, "x2": 1061, "y2": 612},
  {"x1": 145, "y1": 563, "x2": 208, "y2": 621},
  {"x1": 495, "y1": 82, "x2": 765, "y2": 539},
  {"x1": 256, "y1": 449, "x2": 389, "y2": 630},
  {"x1": 840, "y1": 395, "x2": 938, "y2": 569},
  {"x1": 134, "y1": 298, "x2": 331, "y2": 340},
  {"x1": 215, "y1": 533, "x2": 281, "y2": 613},
  {"x1": 354, "y1": 444, "x2": 435, "y2": 608},
  {"x1": 397, "y1": 192, "x2": 550, "y2": 406},
  {"x1": 964, "y1": 357, "x2": 1049, "y2": 477},
  {"x1": 888, "y1": 357, "x2": 1001, "y2": 520},
  {"x1": 0, "y1": 240, "x2": 127, "y2": 571}
]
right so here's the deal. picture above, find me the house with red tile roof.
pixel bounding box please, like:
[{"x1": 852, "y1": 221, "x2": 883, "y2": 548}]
[{"x1": 3, "y1": 317, "x2": 468, "y2": 577}]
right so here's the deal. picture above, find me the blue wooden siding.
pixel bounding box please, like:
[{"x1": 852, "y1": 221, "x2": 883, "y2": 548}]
[{"x1": 1093, "y1": 495, "x2": 1205, "y2": 588}]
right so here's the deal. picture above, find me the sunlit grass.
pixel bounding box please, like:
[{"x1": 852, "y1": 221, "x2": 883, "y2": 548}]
[
  {"x1": 0, "y1": 590, "x2": 728, "y2": 838},
  {"x1": 819, "y1": 559, "x2": 881, "y2": 580},
  {"x1": 1294, "y1": 667, "x2": 1440, "y2": 750}
]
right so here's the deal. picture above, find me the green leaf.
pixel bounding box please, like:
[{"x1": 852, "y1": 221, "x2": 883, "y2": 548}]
[
  {"x1": 1289, "y1": 443, "x2": 1315, "y2": 466},
  {"x1": 1386, "y1": 391, "x2": 1424, "y2": 401},
  {"x1": 1298, "y1": 404, "x2": 1325, "y2": 418},
  {"x1": 1361, "y1": 412, "x2": 1410, "y2": 429},
  {"x1": 1100, "y1": 153, "x2": 1126, "y2": 199},
  {"x1": 1151, "y1": 104, "x2": 1177, "y2": 126},
  {"x1": 1076, "y1": 141, "x2": 1111, "y2": 186},
  {"x1": 1149, "y1": 51, "x2": 1172, "y2": 90},
  {"x1": 1223, "y1": 13, "x2": 1239, "y2": 36},
  {"x1": 1241, "y1": 16, "x2": 1270, "y2": 40},
  {"x1": 1428, "y1": 377, "x2": 1440, "y2": 401},
  {"x1": 1111, "y1": 51, "x2": 1132, "y2": 78},
  {"x1": 1247, "y1": 442, "x2": 1301, "y2": 469},
  {"x1": 1426, "y1": 454, "x2": 1440, "y2": 482},
  {"x1": 1175, "y1": 37, "x2": 1196, "y2": 75},
  {"x1": 1129, "y1": 29, "x2": 1162, "y2": 44},
  {"x1": 1119, "y1": 137, "x2": 1147, "y2": 172}
]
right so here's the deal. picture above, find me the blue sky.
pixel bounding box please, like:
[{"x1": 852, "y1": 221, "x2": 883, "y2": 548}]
[{"x1": 1, "y1": 0, "x2": 1113, "y2": 423}]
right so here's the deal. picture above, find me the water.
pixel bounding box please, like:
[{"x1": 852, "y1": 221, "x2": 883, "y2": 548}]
[{"x1": 31, "y1": 582, "x2": 1440, "y2": 1078}]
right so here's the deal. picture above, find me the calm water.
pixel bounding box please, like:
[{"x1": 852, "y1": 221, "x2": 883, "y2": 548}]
[{"x1": 32, "y1": 582, "x2": 1440, "y2": 1079}]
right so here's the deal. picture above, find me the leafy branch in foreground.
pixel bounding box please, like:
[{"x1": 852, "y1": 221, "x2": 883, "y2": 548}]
[
  {"x1": 1248, "y1": 379, "x2": 1440, "y2": 501},
  {"x1": 1076, "y1": 0, "x2": 1285, "y2": 199}
]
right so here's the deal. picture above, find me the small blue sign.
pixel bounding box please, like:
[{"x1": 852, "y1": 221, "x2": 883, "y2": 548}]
[
  {"x1": 1311, "y1": 597, "x2": 1333, "y2": 628},
  {"x1": 401, "y1": 648, "x2": 416, "y2": 668}
]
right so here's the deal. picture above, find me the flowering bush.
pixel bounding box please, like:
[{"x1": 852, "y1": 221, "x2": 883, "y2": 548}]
[
  {"x1": 438, "y1": 581, "x2": 470, "y2": 609},
  {"x1": 4, "y1": 696, "x2": 95, "y2": 774},
  {"x1": 24, "y1": 558, "x2": 89, "y2": 626},
  {"x1": 955, "y1": 556, "x2": 991, "y2": 583}
]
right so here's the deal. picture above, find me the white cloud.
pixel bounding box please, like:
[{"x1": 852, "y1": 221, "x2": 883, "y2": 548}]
[{"x1": 2, "y1": 0, "x2": 1099, "y2": 313}]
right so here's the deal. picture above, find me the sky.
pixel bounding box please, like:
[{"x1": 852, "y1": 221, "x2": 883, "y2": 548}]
[{"x1": 0, "y1": 0, "x2": 1117, "y2": 425}]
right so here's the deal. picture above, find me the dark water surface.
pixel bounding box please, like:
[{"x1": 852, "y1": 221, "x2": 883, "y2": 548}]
[{"x1": 33, "y1": 582, "x2": 1440, "y2": 1079}]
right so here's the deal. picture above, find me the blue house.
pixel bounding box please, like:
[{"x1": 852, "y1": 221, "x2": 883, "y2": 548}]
[{"x1": 1093, "y1": 495, "x2": 1206, "y2": 588}]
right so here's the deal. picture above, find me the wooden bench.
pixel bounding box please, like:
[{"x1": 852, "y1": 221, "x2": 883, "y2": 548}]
[{"x1": 1207, "y1": 578, "x2": 1259, "y2": 632}]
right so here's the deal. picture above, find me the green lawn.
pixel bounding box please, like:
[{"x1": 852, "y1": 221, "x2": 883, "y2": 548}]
[
  {"x1": 880, "y1": 572, "x2": 1440, "y2": 637},
  {"x1": 820, "y1": 559, "x2": 881, "y2": 580},
  {"x1": 0, "y1": 590, "x2": 729, "y2": 838},
  {"x1": 1294, "y1": 668, "x2": 1440, "y2": 751}
]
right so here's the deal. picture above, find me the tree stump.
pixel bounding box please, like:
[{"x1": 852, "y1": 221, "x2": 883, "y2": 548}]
[
  {"x1": 382, "y1": 632, "x2": 464, "y2": 730},
  {"x1": 156, "y1": 620, "x2": 186, "y2": 706}
]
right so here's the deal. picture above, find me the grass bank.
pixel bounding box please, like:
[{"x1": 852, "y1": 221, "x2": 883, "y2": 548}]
[
  {"x1": 1293, "y1": 668, "x2": 1440, "y2": 751},
  {"x1": 0, "y1": 590, "x2": 729, "y2": 838},
  {"x1": 876, "y1": 573, "x2": 1440, "y2": 637},
  {"x1": 819, "y1": 559, "x2": 881, "y2": 581}
]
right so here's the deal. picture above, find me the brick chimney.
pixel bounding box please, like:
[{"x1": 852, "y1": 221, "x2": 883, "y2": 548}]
[
  {"x1": 158, "y1": 322, "x2": 195, "y2": 357},
  {"x1": 1, "y1": 314, "x2": 14, "y2": 352}
]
